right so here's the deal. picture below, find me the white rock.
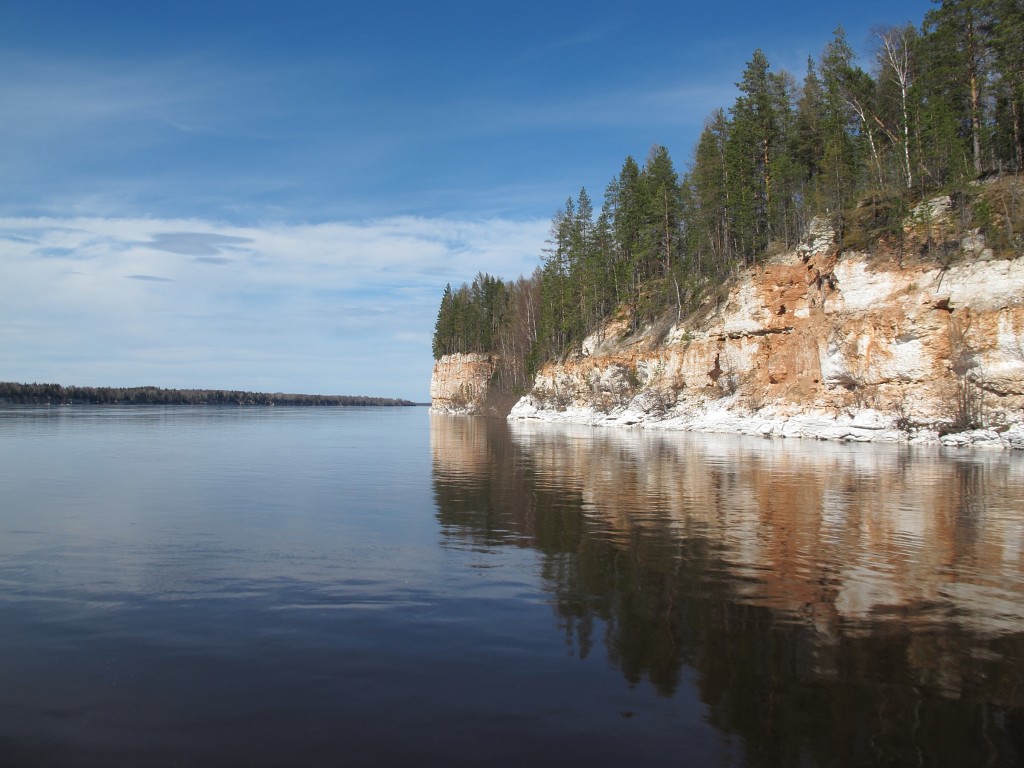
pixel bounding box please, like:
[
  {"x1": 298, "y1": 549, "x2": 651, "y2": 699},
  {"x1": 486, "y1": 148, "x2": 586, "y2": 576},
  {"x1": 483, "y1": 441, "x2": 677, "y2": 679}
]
[
  {"x1": 940, "y1": 429, "x2": 1003, "y2": 448},
  {"x1": 446, "y1": 240, "x2": 1024, "y2": 449}
]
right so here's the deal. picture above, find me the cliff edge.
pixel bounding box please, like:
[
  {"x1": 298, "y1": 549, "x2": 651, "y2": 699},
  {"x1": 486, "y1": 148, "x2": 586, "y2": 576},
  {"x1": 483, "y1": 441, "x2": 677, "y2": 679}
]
[{"x1": 432, "y1": 200, "x2": 1024, "y2": 448}]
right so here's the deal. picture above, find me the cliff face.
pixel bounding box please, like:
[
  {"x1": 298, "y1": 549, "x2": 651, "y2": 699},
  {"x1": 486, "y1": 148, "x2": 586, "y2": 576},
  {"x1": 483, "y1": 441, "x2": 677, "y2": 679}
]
[
  {"x1": 429, "y1": 353, "x2": 497, "y2": 415},
  {"x1": 432, "y1": 206, "x2": 1024, "y2": 447}
]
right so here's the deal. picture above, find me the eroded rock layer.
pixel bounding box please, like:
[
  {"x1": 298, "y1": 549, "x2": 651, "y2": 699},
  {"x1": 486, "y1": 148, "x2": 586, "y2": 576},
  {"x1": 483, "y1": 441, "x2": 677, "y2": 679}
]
[
  {"x1": 429, "y1": 353, "x2": 496, "y2": 416},
  {"x1": 432, "y1": 213, "x2": 1024, "y2": 448}
]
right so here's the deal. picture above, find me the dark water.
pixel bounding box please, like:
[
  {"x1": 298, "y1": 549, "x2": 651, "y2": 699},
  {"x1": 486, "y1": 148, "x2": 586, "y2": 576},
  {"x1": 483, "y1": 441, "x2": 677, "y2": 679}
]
[{"x1": 1, "y1": 406, "x2": 1022, "y2": 766}]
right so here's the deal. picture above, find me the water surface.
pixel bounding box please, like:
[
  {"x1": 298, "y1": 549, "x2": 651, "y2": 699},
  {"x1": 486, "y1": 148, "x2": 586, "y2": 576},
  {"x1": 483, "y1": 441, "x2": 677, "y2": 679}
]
[{"x1": 1, "y1": 406, "x2": 1022, "y2": 766}]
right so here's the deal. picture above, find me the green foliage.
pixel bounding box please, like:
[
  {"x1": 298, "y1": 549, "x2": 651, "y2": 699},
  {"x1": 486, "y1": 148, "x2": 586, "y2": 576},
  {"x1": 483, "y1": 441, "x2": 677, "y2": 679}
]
[
  {"x1": 432, "y1": 273, "x2": 510, "y2": 358},
  {"x1": 433, "y1": 0, "x2": 1024, "y2": 395},
  {"x1": 840, "y1": 191, "x2": 911, "y2": 251}
]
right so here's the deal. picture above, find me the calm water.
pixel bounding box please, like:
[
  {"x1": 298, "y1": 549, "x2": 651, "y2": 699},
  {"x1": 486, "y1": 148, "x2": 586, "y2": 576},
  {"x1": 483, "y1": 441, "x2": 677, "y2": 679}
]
[{"x1": 1, "y1": 406, "x2": 1022, "y2": 767}]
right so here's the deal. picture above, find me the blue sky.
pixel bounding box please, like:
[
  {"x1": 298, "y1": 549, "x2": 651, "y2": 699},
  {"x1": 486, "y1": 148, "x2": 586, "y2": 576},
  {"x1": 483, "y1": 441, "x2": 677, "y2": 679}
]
[{"x1": 1, "y1": 0, "x2": 932, "y2": 400}]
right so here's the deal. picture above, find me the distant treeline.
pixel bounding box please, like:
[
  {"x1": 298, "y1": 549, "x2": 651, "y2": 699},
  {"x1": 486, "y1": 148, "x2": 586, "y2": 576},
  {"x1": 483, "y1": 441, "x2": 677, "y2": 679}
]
[{"x1": 0, "y1": 382, "x2": 416, "y2": 407}]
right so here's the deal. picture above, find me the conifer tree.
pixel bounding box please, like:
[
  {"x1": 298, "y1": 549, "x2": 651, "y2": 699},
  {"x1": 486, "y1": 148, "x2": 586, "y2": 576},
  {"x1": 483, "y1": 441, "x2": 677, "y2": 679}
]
[
  {"x1": 687, "y1": 109, "x2": 733, "y2": 273},
  {"x1": 988, "y1": 0, "x2": 1024, "y2": 169},
  {"x1": 432, "y1": 283, "x2": 455, "y2": 358},
  {"x1": 637, "y1": 145, "x2": 683, "y2": 317},
  {"x1": 606, "y1": 157, "x2": 644, "y2": 310},
  {"x1": 726, "y1": 50, "x2": 793, "y2": 261},
  {"x1": 822, "y1": 28, "x2": 889, "y2": 190},
  {"x1": 792, "y1": 58, "x2": 826, "y2": 214},
  {"x1": 923, "y1": 0, "x2": 995, "y2": 177}
]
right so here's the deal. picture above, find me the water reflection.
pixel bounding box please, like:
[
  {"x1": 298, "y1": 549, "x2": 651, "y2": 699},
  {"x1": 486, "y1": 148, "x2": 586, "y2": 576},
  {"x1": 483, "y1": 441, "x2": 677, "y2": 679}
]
[{"x1": 431, "y1": 414, "x2": 1024, "y2": 766}]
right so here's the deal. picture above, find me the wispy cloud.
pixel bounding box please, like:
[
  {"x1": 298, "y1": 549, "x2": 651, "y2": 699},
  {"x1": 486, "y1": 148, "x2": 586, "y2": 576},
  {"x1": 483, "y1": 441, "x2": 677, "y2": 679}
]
[
  {"x1": 0, "y1": 215, "x2": 548, "y2": 398},
  {"x1": 504, "y1": 81, "x2": 736, "y2": 132},
  {"x1": 0, "y1": 51, "x2": 345, "y2": 221},
  {"x1": 125, "y1": 274, "x2": 175, "y2": 282},
  {"x1": 0, "y1": 37, "x2": 736, "y2": 224},
  {"x1": 144, "y1": 232, "x2": 254, "y2": 256},
  {"x1": 0, "y1": 51, "x2": 278, "y2": 137},
  {"x1": 513, "y1": 24, "x2": 615, "y2": 62}
]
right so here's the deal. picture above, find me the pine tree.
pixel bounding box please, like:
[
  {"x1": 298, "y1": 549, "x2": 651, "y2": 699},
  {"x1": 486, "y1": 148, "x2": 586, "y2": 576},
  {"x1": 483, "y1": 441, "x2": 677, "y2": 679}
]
[
  {"x1": 821, "y1": 28, "x2": 888, "y2": 190},
  {"x1": 536, "y1": 199, "x2": 575, "y2": 359},
  {"x1": 989, "y1": 0, "x2": 1024, "y2": 169},
  {"x1": 432, "y1": 283, "x2": 455, "y2": 358},
  {"x1": 605, "y1": 156, "x2": 644, "y2": 310},
  {"x1": 726, "y1": 50, "x2": 794, "y2": 261},
  {"x1": 637, "y1": 145, "x2": 683, "y2": 318},
  {"x1": 924, "y1": 0, "x2": 995, "y2": 177},
  {"x1": 792, "y1": 58, "x2": 826, "y2": 214},
  {"x1": 687, "y1": 109, "x2": 733, "y2": 274}
]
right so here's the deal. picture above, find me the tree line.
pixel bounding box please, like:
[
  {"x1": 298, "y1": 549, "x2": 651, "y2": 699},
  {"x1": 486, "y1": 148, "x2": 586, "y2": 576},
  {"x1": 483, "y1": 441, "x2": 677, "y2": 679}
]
[
  {"x1": 433, "y1": 0, "x2": 1024, "y2": 389},
  {"x1": 0, "y1": 382, "x2": 416, "y2": 407},
  {"x1": 431, "y1": 272, "x2": 540, "y2": 393}
]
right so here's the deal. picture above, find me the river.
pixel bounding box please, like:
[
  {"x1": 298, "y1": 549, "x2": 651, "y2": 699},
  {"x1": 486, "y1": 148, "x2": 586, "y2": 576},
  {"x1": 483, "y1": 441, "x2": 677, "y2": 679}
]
[{"x1": 1, "y1": 405, "x2": 1021, "y2": 766}]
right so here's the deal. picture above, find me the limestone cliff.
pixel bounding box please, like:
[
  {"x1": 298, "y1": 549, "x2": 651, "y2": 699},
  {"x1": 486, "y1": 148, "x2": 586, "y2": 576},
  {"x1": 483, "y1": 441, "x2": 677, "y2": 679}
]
[
  {"x1": 429, "y1": 353, "x2": 497, "y2": 415},
  {"x1": 432, "y1": 200, "x2": 1024, "y2": 448}
]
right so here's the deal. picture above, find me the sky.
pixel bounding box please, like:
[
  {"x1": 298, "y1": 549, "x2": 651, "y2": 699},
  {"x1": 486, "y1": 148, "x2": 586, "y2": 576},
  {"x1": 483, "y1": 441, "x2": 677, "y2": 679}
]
[{"x1": 1, "y1": 0, "x2": 933, "y2": 400}]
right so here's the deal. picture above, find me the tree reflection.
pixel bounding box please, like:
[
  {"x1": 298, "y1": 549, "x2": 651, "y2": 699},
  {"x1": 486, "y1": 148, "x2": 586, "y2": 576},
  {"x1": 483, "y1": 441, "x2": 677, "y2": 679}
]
[{"x1": 430, "y1": 414, "x2": 1024, "y2": 766}]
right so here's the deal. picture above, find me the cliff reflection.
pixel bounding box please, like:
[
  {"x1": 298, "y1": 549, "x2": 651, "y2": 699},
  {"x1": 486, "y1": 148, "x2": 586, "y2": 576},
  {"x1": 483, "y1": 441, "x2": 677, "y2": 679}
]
[{"x1": 431, "y1": 414, "x2": 1024, "y2": 766}]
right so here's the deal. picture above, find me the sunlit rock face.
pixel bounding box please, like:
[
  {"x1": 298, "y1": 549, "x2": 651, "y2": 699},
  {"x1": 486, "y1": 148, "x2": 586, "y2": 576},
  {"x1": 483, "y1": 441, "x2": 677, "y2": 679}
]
[
  {"x1": 429, "y1": 353, "x2": 496, "y2": 415},
  {"x1": 506, "y1": 211, "x2": 1024, "y2": 447}
]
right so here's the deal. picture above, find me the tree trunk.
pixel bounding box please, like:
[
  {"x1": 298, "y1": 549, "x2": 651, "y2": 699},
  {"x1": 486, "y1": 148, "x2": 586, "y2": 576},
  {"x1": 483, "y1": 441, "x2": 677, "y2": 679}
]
[
  {"x1": 967, "y1": 18, "x2": 983, "y2": 174},
  {"x1": 1013, "y1": 95, "x2": 1023, "y2": 170}
]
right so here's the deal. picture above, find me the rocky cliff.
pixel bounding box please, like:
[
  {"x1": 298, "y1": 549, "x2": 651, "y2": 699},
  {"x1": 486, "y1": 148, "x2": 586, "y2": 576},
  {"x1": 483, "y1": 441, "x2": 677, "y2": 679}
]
[
  {"x1": 429, "y1": 352, "x2": 497, "y2": 415},
  {"x1": 431, "y1": 199, "x2": 1024, "y2": 448}
]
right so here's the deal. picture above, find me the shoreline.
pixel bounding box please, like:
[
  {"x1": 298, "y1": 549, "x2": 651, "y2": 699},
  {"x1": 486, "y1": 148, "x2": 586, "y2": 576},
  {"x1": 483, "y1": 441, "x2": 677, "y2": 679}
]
[{"x1": 489, "y1": 399, "x2": 1024, "y2": 450}]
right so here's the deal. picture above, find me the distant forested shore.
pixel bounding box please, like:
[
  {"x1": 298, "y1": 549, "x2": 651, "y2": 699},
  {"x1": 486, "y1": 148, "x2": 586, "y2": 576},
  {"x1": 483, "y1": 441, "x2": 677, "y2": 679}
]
[{"x1": 0, "y1": 382, "x2": 417, "y2": 407}]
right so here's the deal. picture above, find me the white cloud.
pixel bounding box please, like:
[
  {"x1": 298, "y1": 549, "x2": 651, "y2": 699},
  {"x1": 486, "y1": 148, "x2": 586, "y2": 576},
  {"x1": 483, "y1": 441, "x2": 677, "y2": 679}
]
[{"x1": 0, "y1": 215, "x2": 548, "y2": 398}]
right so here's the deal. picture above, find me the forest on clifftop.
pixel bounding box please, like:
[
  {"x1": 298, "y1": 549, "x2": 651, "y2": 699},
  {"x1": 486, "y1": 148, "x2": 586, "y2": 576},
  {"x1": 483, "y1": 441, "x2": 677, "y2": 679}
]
[{"x1": 432, "y1": 0, "x2": 1024, "y2": 397}]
